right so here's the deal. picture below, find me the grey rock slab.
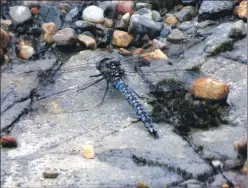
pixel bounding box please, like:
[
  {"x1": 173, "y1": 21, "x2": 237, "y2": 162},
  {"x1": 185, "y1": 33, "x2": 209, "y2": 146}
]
[
  {"x1": 229, "y1": 20, "x2": 247, "y2": 38},
  {"x1": 167, "y1": 29, "x2": 185, "y2": 43},
  {"x1": 198, "y1": 0, "x2": 234, "y2": 21},
  {"x1": 9, "y1": 6, "x2": 31, "y2": 24},
  {"x1": 135, "y1": 8, "x2": 153, "y2": 20},
  {"x1": 197, "y1": 20, "x2": 216, "y2": 28},
  {"x1": 179, "y1": 21, "x2": 198, "y2": 31},
  {"x1": 152, "y1": 10, "x2": 162, "y2": 22}
]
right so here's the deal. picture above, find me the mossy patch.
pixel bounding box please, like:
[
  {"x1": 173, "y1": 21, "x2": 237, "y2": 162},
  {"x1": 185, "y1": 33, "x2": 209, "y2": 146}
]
[{"x1": 210, "y1": 40, "x2": 233, "y2": 56}]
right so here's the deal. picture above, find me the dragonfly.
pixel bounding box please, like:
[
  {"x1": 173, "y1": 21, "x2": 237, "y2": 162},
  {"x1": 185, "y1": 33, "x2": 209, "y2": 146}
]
[{"x1": 1, "y1": 49, "x2": 201, "y2": 138}]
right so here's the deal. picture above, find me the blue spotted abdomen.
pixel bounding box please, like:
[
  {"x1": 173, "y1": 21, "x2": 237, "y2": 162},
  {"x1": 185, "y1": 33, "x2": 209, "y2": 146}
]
[{"x1": 112, "y1": 79, "x2": 159, "y2": 138}]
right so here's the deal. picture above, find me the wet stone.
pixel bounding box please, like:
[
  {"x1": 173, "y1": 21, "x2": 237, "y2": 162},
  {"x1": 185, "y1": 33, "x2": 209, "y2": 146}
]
[
  {"x1": 42, "y1": 22, "x2": 57, "y2": 44},
  {"x1": 152, "y1": 10, "x2": 162, "y2": 22},
  {"x1": 98, "y1": 1, "x2": 117, "y2": 19},
  {"x1": 116, "y1": 1, "x2": 134, "y2": 14},
  {"x1": 65, "y1": 7, "x2": 80, "y2": 23},
  {"x1": 77, "y1": 34, "x2": 96, "y2": 49},
  {"x1": 135, "y1": 8, "x2": 153, "y2": 20},
  {"x1": 174, "y1": 6, "x2": 196, "y2": 22},
  {"x1": 229, "y1": 20, "x2": 247, "y2": 38},
  {"x1": 179, "y1": 21, "x2": 198, "y2": 31},
  {"x1": 234, "y1": 1, "x2": 247, "y2": 19},
  {"x1": 9, "y1": 6, "x2": 31, "y2": 24},
  {"x1": 82, "y1": 5, "x2": 104, "y2": 23},
  {"x1": 0, "y1": 29, "x2": 10, "y2": 49},
  {"x1": 39, "y1": 5, "x2": 63, "y2": 29},
  {"x1": 167, "y1": 29, "x2": 184, "y2": 43},
  {"x1": 135, "y1": 2, "x2": 152, "y2": 10},
  {"x1": 160, "y1": 28, "x2": 170, "y2": 38},
  {"x1": 52, "y1": 28, "x2": 77, "y2": 46},
  {"x1": 197, "y1": 20, "x2": 216, "y2": 28},
  {"x1": 42, "y1": 171, "x2": 59, "y2": 178},
  {"x1": 165, "y1": 16, "x2": 179, "y2": 25}
]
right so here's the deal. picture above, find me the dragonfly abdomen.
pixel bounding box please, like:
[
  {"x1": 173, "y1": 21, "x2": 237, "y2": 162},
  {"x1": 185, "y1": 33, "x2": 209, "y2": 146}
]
[{"x1": 112, "y1": 79, "x2": 159, "y2": 139}]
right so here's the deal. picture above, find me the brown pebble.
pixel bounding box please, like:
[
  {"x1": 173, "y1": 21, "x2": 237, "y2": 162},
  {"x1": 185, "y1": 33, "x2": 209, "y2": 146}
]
[
  {"x1": 242, "y1": 160, "x2": 247, "y2": 174},
  {"x1": 0, "y1": 48, "x2": 4, "y2": 64},
  {"x1": 119, "y1": 48, "x2": 131, "y2": 56},
  {"x1": 0, "y1": 136, "x2": 17, "y2": 148},
  {"x1": 112, "y1": 30, "x2": 133, "y2": 47},
  {"x1": 42, "y1": 171, "x2": 59, "y2": 178},
  {"x1": 222, "y1": 183, "x2": 229, "y2": 188},
  {"x1": 234, "y1": 136, "x2": 247, "y2": 157},
  {"x1": 192, "y1": 78, "x2": 230, "y2": 100},
  {"x1": 133, "y1": 48, "x2": 144, "y2": 55},
  {"x1": 234, "y1": 1, "x2": 247, "y2": 19},
  {"x1": 31, "y1": 7, "x2": 39, "y2": 15},
  {"x1": 0, "y1": 29, "x2": 10, "y2": 49},
  {"x1": 136, "y1": 181, "x2": 149, "y2": 188},
  {"x1": 83, "y1": 145, "x2": 94, "y2": 159}
]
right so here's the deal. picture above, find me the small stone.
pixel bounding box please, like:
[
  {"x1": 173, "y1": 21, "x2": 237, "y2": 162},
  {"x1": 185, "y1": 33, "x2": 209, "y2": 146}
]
[
  {"x1": 144, "y1": 49, "x2": 168, "y2": 61},
  {"x1": 0, "y1": 49, "x2": 4, "y2": 64},
  {"x1": 112, "y1": 30, "x2": 133, "y2": 47},
  {"x1": 133, "y1": 48, "x2": 144, "y2": 55},
  {"x1": 135, "y1": 3, "x2": 152, "y2": 10},
  {"x1": 104, "y1": 18, "x2": 113, "y2": 28},
  {"x1": 121, "y1": 12, "x2": 131, "y2": 23},
  {"x1": 222, "y1": 184, "x2": 229, "y2": 188},
  {"x1": 242, "y1": 160, "x2": 247, "y2": 174},
  {"x1": 136, "y1": 181, "x2": 149, "y2": 188},
  {"x1": 235, "y1": 1, "x2": 247, "y2": 19},
  {"x1": 31, "y1": 7, "x2": 39, "y2": 15},
  {"x1": 83, "y1": 145, "x2": 94, "y2": 159},
  {"x1": 19, "y1": 44, "x2": 35, "y2": 60},
  {"x1": 39, "y1": 6, "x2": 62, "y2": 29},
  {"x1": 135, "y1": 8, "x2": 153, "y2": 20},
  {"x1": 99, "y1": 1, "x2": 117, "y2": 19},
  {"x1": 160, "y1": 28, "x2": 170, "y2": 38},
  {"x1": 65, "y1": 7, "x2": 79, "y2": 23},
  {"x1": 197, "y1": 20, "x2": 216, "y2": 28},
  {"x1": 234, "y1": 136, "x2": 247, "y2": 157},
  {"x1": 42, "y1": 22, "x2": 57, "y2": 44},
  {"x1": 152, "y1": 10, "x2": 162, "y2": 22},
  {"x1": 1, "y1": 19, "x2": 12, "y2": 29},
  {"x1": 167, "y1": 29, "x2": 184, "y2": 43},
  {"x1": 42, "y1": 171, "x2": 59, "y2": 178},
  {"x1": 165, "y1": 16, "x2": 179, "y2": 25},
  {"x1": 119, "y1": 48, "x2": 131, "y2": 56},
  {"x1": 9, "y1": 6, "x2": 31, "y2": 24},
  {"x1": 0, "y1": 136, "x2": 17, "y2": 148},
  {"x1": 192, "y1": 78, "x2": 230, "y2": 100},
  {"x1": 82, "y1": 5, "x2": 104, "y2": 23},
  {"x1": 229, "y1": 20, "x2": 247, "y2": 38},
  {"x1": 174, "y1": 6, "x2": 196, "y2": 22},
  {"x1": 0, "y1": 29, "x2": 10, "y2": 49},
  {"x1": 78, "y1": 34, "x2": 96, "y2": 50},
  {"x1": 117, "y1": 1, "x2": 134, "y2": 14},
  {"x1": 52, "y1": 28, "x2": 77, "y2": 46}
]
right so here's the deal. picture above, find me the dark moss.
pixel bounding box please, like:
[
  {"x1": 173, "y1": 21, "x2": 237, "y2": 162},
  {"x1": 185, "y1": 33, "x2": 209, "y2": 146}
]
[{"x1": 210, "y1": 40, "x2": 233, "y2": 56}]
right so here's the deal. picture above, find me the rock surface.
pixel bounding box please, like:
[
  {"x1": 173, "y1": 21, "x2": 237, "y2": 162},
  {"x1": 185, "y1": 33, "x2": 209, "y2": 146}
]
[
  {"x1": 174, "y1": 6, "x2": 196, "y2": 22},
  {"x1": 82, "y1": 5, "x2": 104, "y2": 23}
]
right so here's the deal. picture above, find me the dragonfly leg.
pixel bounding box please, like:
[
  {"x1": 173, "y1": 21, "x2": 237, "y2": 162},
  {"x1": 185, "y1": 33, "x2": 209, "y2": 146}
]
[
  {"x1": 90, "y1": 73, "x2": 102, "y2": 78},
  {"x1": 97, "y1": 82, "x2": 109, "y2": 107}
]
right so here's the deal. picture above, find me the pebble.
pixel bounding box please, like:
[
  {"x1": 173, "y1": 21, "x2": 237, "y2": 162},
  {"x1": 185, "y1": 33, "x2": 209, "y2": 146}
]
[
  {"x1": 39, "y1": 5, "x2": 62, "y2": 29},
  {"x1": 83, "y1": 145, "x2": 94, "y2": 159},
  {"x1": 42, "y1": 171, "x2": 59, "y2": 178},
  {"x1": 160, "y1": 28, "x2": 170, "y2": 38},
  {"x1": 234, "y1": 136, "x2": 247, "y2": 157},
  {"x1": 222, "y1": 184, "x2": 229, "y2": 188},
  {"x1": 119, "y1": 48, "x2": 131, "y2": 56},
  {"x1": 167, "y1": 29, "x2": 184, "y2": 43},
  {"x1": 242, "y1": 160, "x2": 247, "y2": 174},
  {"x1": 229, "y1": 20, "x2": 247, "y2": 38},
  {"x1": 99, "y1": 1, "x2": 116, "y2": 19},
  {"x1": 104, "y1": 18, "x2": 113, "y2": 28},
  {"x1": 78, "y1": 34, "x2": 96, "y2": 49},
  {"x1": 9, "y1": 6, "x2": 31, "y2": 24},
  {"x1": 135, "y1": 8, "x2": 153, "y2": 20},
  {"x1": 65, "y1": 7, "x2": 79, "y2": 23},
  {"x1": 1, "y1": 19, "x2": 12, "y2": 30},
  {"x1": 136, "y1": 181, "x2": 149, "y2": 188},
  {"x1": 235, "y1": 1, "x2": 247, "y2": 19},
  {"x1": 0, "y1": 48, "x2": 4, "y2": 64},
  {"x1": 116, "y1": 1, "x2": 134, "y2": 14},
  {"x1": 82, "y1": 5, "x2": 104, "y2": 23},
  {"x1": 144, "y1": 49, "x2": 168, "y2": 61},
  {"x1": 174, "y1": 6, "x2": 196, "y2": 22},
  {"x1": 19, "y1": 42, "x2": 35, "y2": 60},
  {"x1": 121, "y1": 12, "x2": 131, "y2": 23},
  {"x1": 135, "y1": 2, "x2": 152, "y2": 10},
  {"x1": 152, "y1": 39, "x2": 167, "y2": 50},
  {"x1": 42, "y1": 22, "x2": 57, "y2": 44},
  {"x1": 165, "y1": 16, "x2": 179, "y2": 25},
  {"x1": 114, "y1": 20, "x2": 128, "y2": 30},
  {"x1": 0, "y1": 29, "x2": 10, "y2": 49},
  {"x1": 133, "y1": 48, "x2": 144, "y2": 55},
  {"x1": 0, "y1": 136, "x2": 17, "y2": 148},
  {"x1": 31, "y1": 7, "x2": 39, "y2": 15},
  {"x1": 52, "y1": 28, "x2": 77, "y2": 46},
  {"x1": 152, "y1": 10, "x2": 162, "y2": 22},
  {"x1": 192, "y1": 78, "x2": 230, "y2": 100},
  {"x1": 128, "y1": 14, "x2": 163, "y2": 39},
  {"x1": 112, "y1": 30, "x2": 133, "y2": 47}
]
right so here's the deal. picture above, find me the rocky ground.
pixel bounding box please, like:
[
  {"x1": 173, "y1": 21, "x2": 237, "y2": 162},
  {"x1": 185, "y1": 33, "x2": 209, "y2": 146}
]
[{"x1": 1, "y1": 0, "x2": 247, "y2": 188}]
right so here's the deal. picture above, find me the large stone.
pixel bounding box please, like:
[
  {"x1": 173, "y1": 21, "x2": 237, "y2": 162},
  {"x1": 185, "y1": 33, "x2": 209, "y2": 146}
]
[
  {"x1": 234, "y1": 1, "x2": 247, "y2": 19},
  {"x1": 65, "y1": 7, "x2": 80, "y2": 23},
  {"x1": 135, "y1": 8, "x2": 153, "y2": 20},
  {"x1": 112, "y1": 30, "x2": 133, "y2": 47},
  {"x1": 152, "y1": 10, "x2": 162, "y2": 22},
  {"x1": 198, "y1": 0, "x2": 234, "y2": 21},
  {"x1": 82, "y1": 5, "x2": 104, "y2": 23},
  {"x1": 52, "y1": 28, "x2": 77, "y2": 46},
  {"x1": 9, "y1": 6, "x2": 31, "y2": 24},
  {"x1": 192, "y1": 78, "x2": 230, "y2": 100},
  {"x1": 116, "y1": 1, "x2": 134, "y2": 14},
  {"x1": 174, "y1": 6, "x2": 196, "y2": 22},
  {"x1": 135, "y1": 2, "x2": 152, "y2": 10},
  {"x1": 128, "y1": 14, "x2": 163, "y2": 39},
  {"x1": 99, "y1": 1, "x2": 117, "y2": 19},
  {"x1": 0, "y1": 29, "x2": 10, "y2": 49},
  {"x1": 39, "y1": 5, "x2": 63, "y2": 29},
  {"x1": 42, "y1": 22, "x2": 57, "y2": 44}
]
